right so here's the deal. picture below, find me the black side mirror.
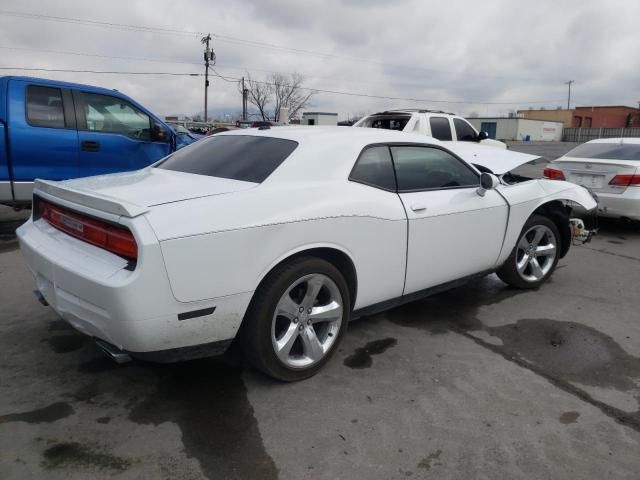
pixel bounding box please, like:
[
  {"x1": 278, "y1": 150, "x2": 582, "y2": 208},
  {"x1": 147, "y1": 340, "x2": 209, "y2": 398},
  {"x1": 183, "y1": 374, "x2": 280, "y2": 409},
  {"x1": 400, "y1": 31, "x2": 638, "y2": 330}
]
[
  {"x1": 477, "y1": 131, "x2": 489, "y2": 141},
  {"x1": 151, "y1": 123, "x2": 169, "y2": 142}
]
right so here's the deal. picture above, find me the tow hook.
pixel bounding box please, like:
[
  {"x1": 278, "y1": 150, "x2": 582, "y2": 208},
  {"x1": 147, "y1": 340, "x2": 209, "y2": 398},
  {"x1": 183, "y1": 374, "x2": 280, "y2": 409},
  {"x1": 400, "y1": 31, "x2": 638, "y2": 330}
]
[{"x1": 569, "y1": 218, "x2": 596, "y2": 245}]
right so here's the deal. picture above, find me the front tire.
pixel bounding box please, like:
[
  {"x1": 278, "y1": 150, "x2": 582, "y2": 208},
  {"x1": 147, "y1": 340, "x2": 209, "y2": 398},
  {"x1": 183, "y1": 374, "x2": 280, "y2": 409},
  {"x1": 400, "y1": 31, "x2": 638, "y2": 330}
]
[
  {"x1": 240, "y1": 257, "x2": 350, "y2": 381},
  {"x1": 497, "y1": 214, "x2": 561, "y2": 289}
]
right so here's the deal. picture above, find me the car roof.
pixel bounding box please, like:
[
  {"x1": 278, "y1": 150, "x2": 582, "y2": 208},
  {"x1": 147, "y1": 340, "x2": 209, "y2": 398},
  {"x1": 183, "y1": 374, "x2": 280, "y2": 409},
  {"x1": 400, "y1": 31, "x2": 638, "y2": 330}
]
[
  {"x1": 586, "y1": 137, "x2": 640, "y2": 145},
  {"x1": 218, "y1": 126, "x2": 443, "y2": 184},
  {"x1": 219, "y1": 125, "x2": 442, "y2": 145},
  {"x1": 369, "y1": 109, "x2": 457, "y2": 116}
]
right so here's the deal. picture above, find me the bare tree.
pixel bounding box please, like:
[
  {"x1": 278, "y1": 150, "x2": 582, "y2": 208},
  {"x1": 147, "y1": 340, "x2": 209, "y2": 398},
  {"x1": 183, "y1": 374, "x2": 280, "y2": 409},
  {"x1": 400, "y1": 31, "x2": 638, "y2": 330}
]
[
  {"x1": 241, "y1": 72, "x2": 315, "y2": 122},
  {"x1": 240, "y1": 74, "x2": 272, "y2": 121},
  {"x1": 271, "y1": 73, "x2": 314, "y2": 122}
]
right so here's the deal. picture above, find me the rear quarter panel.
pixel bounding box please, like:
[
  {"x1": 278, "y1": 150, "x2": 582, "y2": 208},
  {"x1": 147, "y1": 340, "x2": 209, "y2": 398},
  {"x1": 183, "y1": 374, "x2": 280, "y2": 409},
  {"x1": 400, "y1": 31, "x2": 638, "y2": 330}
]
[{"x1": 148, "y1": 181, "x2": 408, "y2": 309}]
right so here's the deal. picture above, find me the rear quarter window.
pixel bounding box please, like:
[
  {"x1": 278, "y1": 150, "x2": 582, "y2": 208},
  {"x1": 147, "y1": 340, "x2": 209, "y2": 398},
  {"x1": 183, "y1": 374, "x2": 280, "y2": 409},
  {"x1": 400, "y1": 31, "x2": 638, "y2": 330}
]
[
  {"x1": 26, "y1": 85, "x2": 65, "y2": 128},
  {"x1": 156, "y1": 135, "x2": 298, "y2": 183}
]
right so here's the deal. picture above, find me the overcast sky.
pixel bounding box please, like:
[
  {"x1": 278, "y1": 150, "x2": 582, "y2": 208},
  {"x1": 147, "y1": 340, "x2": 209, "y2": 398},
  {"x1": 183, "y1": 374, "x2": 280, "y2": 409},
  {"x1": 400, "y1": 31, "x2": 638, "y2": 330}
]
[{"x1": 1, "y1": 0, "x2": 638, "y2": 120}]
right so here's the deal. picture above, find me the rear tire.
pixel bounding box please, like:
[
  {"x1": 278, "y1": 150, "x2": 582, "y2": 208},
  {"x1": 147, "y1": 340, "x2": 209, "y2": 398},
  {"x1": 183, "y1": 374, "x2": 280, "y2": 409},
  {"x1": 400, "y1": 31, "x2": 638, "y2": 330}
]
[
  {"x1": 497, "y1": 214, "x2": 561, "y2": 289},
  {"x1": 240, "y1": 257, "x2": 350, "y2": 382}
]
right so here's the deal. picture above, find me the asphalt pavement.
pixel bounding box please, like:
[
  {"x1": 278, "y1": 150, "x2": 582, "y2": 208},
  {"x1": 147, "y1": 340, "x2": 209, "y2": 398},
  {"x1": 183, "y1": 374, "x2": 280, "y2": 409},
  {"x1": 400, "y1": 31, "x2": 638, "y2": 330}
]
[{"x1": 0, "y1": 142, "x2": 639, "y2": 479}]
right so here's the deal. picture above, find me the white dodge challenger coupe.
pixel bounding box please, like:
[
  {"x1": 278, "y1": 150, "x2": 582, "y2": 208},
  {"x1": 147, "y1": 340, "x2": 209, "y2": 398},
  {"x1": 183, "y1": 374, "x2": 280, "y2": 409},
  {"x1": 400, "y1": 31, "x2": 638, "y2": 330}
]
[{"x1": 17, "y1": 127, "x2": 597, "y2": 381}]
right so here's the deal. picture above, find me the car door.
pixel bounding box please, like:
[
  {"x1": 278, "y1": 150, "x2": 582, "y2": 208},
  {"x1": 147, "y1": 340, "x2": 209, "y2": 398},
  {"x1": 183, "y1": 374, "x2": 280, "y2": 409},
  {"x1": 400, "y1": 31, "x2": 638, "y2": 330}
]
[
  {"x1": 390, "y1": 145, "x2": 508, "y2": 294},
  {"x1": 7, "y1": 81, "x2": 79, "y2": 200},
  {"x1": 75, "y1": 91, "x2": 171, "y2": 177}
]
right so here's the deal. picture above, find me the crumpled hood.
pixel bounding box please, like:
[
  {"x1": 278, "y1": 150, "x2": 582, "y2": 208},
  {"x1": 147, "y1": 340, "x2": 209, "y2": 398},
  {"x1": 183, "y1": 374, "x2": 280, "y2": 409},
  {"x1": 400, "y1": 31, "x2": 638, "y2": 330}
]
[
  {"x1": 58, "y1": 168, "x2": 257, "y2": 208},
  {"x1": 446, "y1": 143, "x2": 540, "y2": 174}
]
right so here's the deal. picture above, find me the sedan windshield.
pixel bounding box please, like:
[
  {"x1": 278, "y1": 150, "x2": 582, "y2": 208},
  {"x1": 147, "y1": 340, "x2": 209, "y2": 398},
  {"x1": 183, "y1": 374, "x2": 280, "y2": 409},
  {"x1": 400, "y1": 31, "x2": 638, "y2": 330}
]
[
  {"x1": 565, "y1": 143, "x2": 640, "y2": 160},
  {"x1": 156, "y1": 135, "x2": 298, "y2": 183}
]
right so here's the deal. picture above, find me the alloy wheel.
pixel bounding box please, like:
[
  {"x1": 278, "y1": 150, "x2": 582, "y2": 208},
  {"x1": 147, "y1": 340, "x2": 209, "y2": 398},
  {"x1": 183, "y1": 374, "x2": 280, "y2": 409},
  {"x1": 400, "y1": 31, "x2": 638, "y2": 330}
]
[
  {"x1": 271, "y1": 273, "x2": 343, "y2": 369},
  {"x1": 515, "y1": 225, "x2": 557, "y2": 283}
]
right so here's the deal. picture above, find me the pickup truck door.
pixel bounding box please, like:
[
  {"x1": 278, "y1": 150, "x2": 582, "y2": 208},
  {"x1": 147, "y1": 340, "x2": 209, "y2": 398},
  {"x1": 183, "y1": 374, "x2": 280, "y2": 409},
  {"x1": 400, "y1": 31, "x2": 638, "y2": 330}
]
[
  {"x1": 6, "y1": 81, "x2": 79, "y2": 201},
  {"x1": 390, "y1": 145, "x2": 508, "y2": 295},
  {"x1": 74, "y1": 91, "x2": 172, "y2": 177}
]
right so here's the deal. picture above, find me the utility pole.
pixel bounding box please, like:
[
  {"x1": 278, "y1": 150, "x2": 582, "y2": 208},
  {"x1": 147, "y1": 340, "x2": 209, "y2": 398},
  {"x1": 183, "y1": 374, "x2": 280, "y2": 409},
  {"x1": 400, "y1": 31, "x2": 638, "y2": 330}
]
[
  {"x1": 201, "y1": 34, "x2": 214, "y2": 123},
  {"x1": 564, "y1": 80, "x2": 574, "y2": 109},
  {"x1": 242, "y1": 77, "x2": 248, "y2": 121}
]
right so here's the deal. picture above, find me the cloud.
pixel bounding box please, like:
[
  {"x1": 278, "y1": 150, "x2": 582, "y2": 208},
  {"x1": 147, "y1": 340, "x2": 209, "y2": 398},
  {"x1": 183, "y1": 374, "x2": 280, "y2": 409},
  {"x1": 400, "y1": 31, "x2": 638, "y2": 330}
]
[{"x1": 0, "y1": 0, "x2": 638, "y2": 119}]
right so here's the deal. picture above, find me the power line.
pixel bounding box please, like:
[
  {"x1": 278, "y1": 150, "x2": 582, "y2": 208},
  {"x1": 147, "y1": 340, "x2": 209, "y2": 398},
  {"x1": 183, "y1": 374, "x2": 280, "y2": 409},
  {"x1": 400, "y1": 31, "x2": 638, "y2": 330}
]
[
  {"x1": 2, "y1": 64, "x2": 562, "y2": 105},
  {"x1": 0, "y1": 10, "x2": 203, "y2": 37},
  {"x1": 0, "y1": 9, "x2": 544, "y2": 81},
  {"x1": 0, "y1": 66, "x2": 201, "y2": 76},
  {"x1": 0, "y1": 45, "x2": 201, "y2": 66},
  {"x1": 0, "y1": 44, "x2": 467, "y2": 91},
  {"x1": 207, "y1": 67, "x2": 564, "y2": 105}
]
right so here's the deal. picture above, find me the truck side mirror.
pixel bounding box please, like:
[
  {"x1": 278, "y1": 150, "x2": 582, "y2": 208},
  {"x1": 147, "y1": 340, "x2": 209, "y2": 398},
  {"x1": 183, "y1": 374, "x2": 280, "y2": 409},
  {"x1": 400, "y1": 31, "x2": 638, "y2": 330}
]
[
  {"x1": 477, "y1": 131, "x2": 489, "y2": 141},
  {"x1": 151, "y1": 123, "x2": 169, "y2": 142}
]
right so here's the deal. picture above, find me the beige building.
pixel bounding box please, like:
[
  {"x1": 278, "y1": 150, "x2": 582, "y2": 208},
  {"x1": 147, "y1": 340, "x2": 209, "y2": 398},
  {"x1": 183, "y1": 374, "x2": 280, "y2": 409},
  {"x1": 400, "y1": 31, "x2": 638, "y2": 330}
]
[{"x1": 517, "y1": 109, "x2": 573, "y2": 128}]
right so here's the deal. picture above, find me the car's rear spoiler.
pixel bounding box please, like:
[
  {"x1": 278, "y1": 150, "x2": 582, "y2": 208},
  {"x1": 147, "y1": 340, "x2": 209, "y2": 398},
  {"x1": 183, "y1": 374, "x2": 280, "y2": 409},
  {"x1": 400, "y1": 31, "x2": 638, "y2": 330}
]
[{"x1": 33, "y1": 179, "x2": 149, "y2": 218}]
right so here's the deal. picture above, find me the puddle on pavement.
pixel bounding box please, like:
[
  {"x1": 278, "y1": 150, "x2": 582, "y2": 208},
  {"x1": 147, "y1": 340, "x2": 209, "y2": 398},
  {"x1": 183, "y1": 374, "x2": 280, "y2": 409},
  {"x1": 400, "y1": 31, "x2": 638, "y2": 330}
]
[
  {"x1": 344, "y1": 337, "x2": 397, "y2": 369},
  {"x1": 487, "y1": 319, "x2": 640, "y2": 391},
  {"x1": 386, "y1": 276, "x2": 520, "y2": 334},
  {"x1": 382, "y1": 276, "x2": 640, "y2": 430},
  {"x1": 41, "y1": 442, "x2": 131, "y2": 472},
  {"x1": 128, "y1": 358, "x2": 278, "y2": 480},
  {"x1": 0, "y1": 402, "x2": 74, "y2": 424}
]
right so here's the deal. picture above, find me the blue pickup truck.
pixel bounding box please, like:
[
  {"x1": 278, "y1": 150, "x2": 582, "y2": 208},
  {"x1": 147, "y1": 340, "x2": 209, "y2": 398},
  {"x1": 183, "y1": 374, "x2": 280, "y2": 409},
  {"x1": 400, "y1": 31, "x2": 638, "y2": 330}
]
[{"x1": 0, "y1": 76, "x2": 195, "y2": 207}]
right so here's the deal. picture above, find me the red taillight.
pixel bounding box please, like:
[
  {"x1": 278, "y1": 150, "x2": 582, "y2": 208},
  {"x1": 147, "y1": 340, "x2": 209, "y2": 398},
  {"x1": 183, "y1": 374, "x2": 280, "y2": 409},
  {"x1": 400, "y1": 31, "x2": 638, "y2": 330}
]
[
  {"x1": 609, "y1": 174, "x2": 640, "y2": 187},
  {"x1": 38, "y1": 199, "x2": 137, "y2": 260},
  {"x1": 543, "y1": 167, "x2": 566, "y2": 180}
]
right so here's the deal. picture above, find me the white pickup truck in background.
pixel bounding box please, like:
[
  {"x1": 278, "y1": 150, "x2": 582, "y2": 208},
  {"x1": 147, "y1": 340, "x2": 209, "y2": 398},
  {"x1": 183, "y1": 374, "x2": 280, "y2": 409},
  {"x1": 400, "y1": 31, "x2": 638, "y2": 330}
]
[{"x1": 353, "y1": 109, "x2": 507, "y2": 149}]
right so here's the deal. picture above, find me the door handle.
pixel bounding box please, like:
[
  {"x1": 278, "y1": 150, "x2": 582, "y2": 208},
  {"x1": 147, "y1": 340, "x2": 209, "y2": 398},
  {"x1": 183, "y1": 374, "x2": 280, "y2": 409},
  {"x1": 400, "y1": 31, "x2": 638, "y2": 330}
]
[
  {"x1": 411, "y1": 205, "x2": 427, "y2": 212},
  {"x1": 81, "y1": 140, "x2": 100, "y2": 152}
]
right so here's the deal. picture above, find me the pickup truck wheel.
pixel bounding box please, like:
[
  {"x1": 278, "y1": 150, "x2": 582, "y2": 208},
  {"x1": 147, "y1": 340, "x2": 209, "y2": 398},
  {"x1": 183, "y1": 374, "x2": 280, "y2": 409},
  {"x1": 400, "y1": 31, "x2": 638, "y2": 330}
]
[
  {"x1": 497, "y1": 214, "x2": 560, "y2": 289},
  {"x1": 241, "y1": 257, "x2": 350, "y2": 382}
]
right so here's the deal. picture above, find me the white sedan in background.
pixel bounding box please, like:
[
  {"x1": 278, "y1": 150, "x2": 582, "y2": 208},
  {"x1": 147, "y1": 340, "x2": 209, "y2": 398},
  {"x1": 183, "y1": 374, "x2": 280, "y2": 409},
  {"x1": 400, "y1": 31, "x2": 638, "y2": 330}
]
[
  {"x1": 545, "y1": 138, "x2": 640, "y2": 221},
  {"x1": 18, "y1": 127, "x2": 596, "y2": 381}
]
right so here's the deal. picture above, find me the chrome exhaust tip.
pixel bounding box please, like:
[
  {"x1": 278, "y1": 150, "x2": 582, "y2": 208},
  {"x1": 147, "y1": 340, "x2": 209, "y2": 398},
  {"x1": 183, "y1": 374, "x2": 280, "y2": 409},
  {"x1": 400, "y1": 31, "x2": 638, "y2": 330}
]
[{"x1": 95, "y1": 339, "x2": 132, "y2": 364}]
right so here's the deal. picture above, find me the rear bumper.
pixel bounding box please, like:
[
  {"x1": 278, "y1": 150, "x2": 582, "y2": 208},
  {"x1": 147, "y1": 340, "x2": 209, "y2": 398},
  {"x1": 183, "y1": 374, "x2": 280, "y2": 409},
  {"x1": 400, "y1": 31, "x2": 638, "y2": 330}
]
[
  {"x1": 584, "y1": 189, "x2": 640, "y2": 221},
  {"x1": 17, "y1": 218, "x2": 252, "y2": 357}
]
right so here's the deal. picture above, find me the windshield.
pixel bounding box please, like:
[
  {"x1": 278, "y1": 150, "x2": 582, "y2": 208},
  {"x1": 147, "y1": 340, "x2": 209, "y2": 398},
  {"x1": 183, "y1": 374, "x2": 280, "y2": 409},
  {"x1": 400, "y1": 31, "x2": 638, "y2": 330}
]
[
  {"x1": 156, "y1": 135, "x2": 298, "y2": 183},
  {"x1": 565, "y1": 143, "x2": 640, "y2": 160}
]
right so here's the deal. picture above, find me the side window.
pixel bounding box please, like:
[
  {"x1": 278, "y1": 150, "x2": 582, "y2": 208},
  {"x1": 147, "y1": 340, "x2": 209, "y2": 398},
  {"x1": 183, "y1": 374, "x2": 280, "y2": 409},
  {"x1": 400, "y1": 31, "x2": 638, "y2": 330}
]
[
  {"x1": 26, "y1": 86, "x2": 65, "y2": 128},
  {"x1": 82, "y1": 92, "x2": 152, "y2": 139},
  {"x1": 391, "y1": 146, "x2": 479, "y2": 191},
  {"x1": 349, "y1": 146, "x2": 397, "y2": 191},
  {"x1": 428, "y1": 117, "x2": 452, "y2": 141},
  {"x1": 454, "y1": 118, "x2": 477, "y2": 142}
]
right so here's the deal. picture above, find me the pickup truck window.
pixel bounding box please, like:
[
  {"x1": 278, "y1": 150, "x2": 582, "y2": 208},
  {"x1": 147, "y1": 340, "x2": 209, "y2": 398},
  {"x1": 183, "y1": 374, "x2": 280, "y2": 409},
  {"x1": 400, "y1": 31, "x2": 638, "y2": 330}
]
[
  {"x1": 391, "y1": 146, "x2": 478, "y2": 191},
  {"x1": 349, "y1": 146, "x2": 397, "y2": 191},
  {"x1": 26, "y1": 86, "x2": 65, "y2": 129},
  {"x1": 428, "y1": 117, "x2": 453, "y2": 141},
  {"x1": 82, "y1": 92, "x2": 152, "y2": 140},
  {"x1": 453, "y1": 118, "x2": 477, "y2": 141}
]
